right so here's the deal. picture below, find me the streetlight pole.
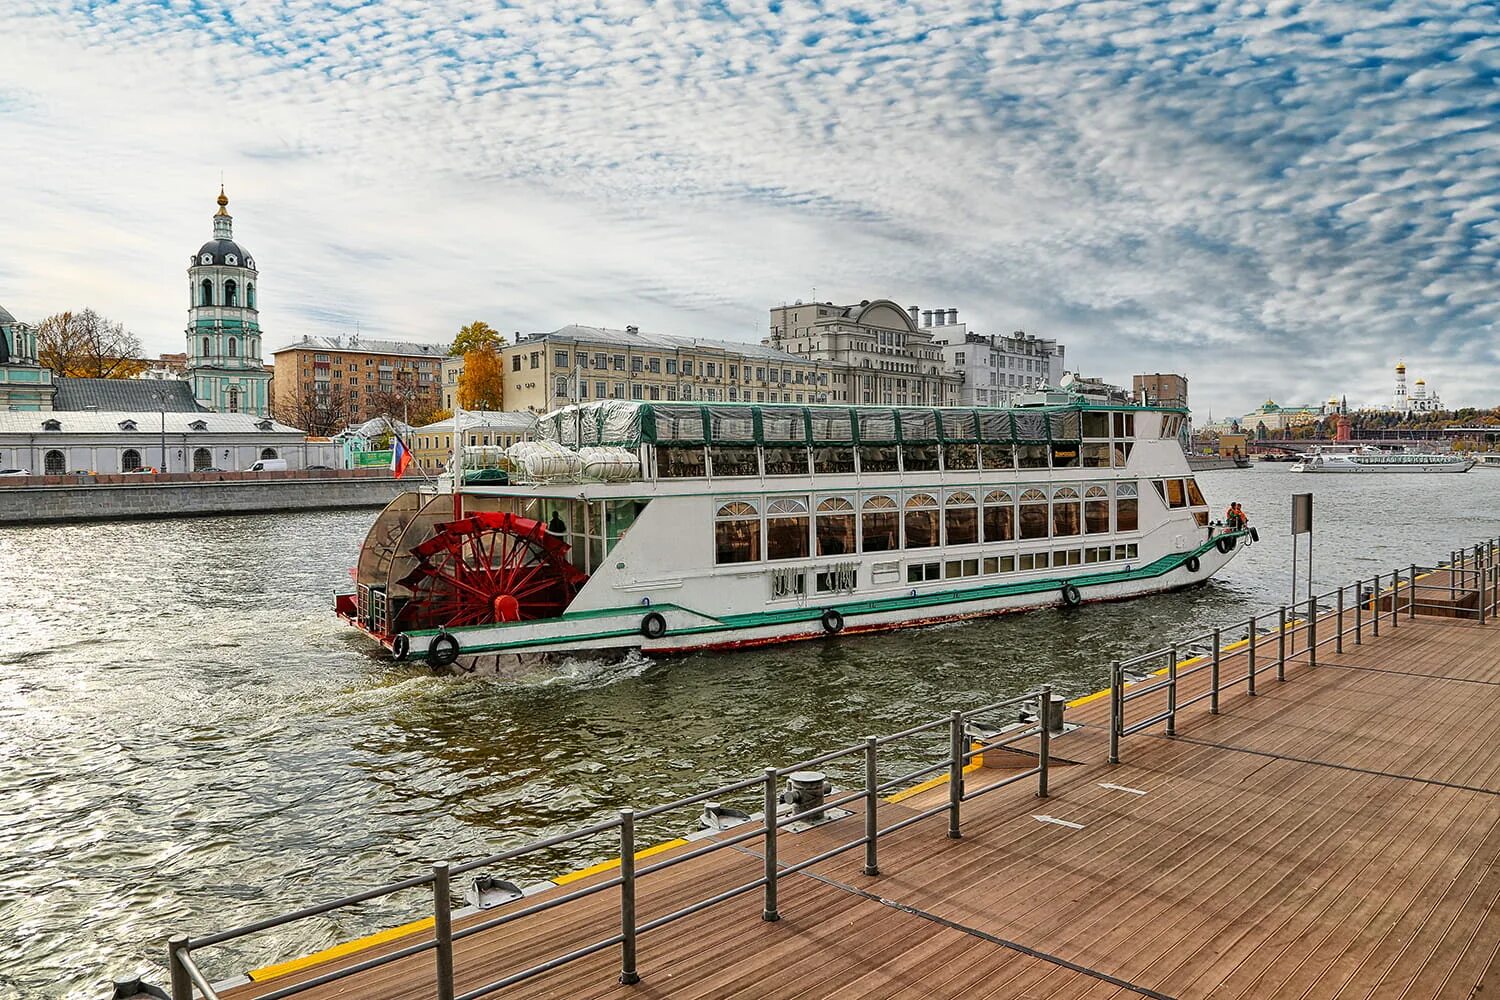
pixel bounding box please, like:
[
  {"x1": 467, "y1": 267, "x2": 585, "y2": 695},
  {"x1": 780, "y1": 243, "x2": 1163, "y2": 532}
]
[{"x1": 153, "y1": 387, "x2": 167, "y2": 475}]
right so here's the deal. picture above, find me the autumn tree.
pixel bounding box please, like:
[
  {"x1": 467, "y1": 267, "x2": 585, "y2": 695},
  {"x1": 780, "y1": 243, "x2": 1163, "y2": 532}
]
[
  {"x1": 457, "y1": 347, "x2": 505, "y2": 410},
  {"x1": 36, "y1": 309, "x2": 146, "y2": 378},
  {"x1": 450, "y1": 320, "x2": 506, "y2": 357}
]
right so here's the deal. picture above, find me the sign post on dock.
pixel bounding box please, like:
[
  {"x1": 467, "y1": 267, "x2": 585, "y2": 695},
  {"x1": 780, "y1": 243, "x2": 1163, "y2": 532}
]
[{"x1": 1291, "y1": 493, "x2": 1313, "y2": 605}]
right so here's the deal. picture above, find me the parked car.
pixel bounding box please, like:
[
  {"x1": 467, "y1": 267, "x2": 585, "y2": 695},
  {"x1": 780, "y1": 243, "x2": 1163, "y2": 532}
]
[
  {"x1": 306, "y1": 464, "x2": 332, "y2": 470},
  {"x1": 0, "y1": 468, "x2": 30, "y2": 477},
  {"x1": 248, "y1": 458, "x2": 289, "y2": 472}
]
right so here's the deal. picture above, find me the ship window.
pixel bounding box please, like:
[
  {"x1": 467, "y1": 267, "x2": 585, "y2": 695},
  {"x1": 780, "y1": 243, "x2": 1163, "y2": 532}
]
[
  {"x1": 943, "y1": 442, "x2": 978, "y2": 471},
  {"x1": 858, "y1": 444, "x2": 899, "y2": 473},
  {"x1": 764, "y1": 446, "x2": 809, "y2": 476},
  {"x1": 815, "y1": 497, "x2": 856, "y2": 556},
  {"x1": 1165, "y1": 478, "x2": 1187, "y2": 508},
  {"x1": 1050, "y1": 444, "x2": 1079, "y2": 469},
  {"x1": 1085, "y1": 486, "x2": 1110, "y2": 534},
  {"x1": 1081, "y1": 443, "x2": 1111, "y2": 468},
  {"x1": 1113, "y1": 412, "x2": 1135, "y2": 438},
  {"x1": 1019, "y1": 488, "x2": 1049, "y2": 540},
  {"x1": 1082, "y1": 412, "x2": 1109, "y2": 438},
  {"x1": 1195, "y1": 511, "x2": 1210, "y2": 527},
  {"x1": 944, "y1": 491, "x2": 978, "y2": 546},
  {"x1": 902, "y1": 443, "x2": 939, "y2": 472},
  {"x1": 708, "y1": 445, "x2": 758, "y2": 478},
  {"x1": 715, "y1": 501, "x2": 761, "y2": 564},
  {"x1": 1185, "y1": 478, "x2": 1207, "y2": 507},
  {"x1": 861, "y1": 495, "x2": 899, "y2": 552},
  {"x1": 813, "y1": 446, "x2": 855, "y2": 474},
  {"x1": 944, "y1": 558, "x2": 980, "y2": 579},
  {"x1": 1116, "y1": 482, "x2": 1139, "y2": 532},
  {"x1": 1052, "y1": 487, "x2": 1081, "y2": 537},
  {"x1": 1018, "y1": 552, "x2": 1049, "y2": 571},
  {"x1": 770, "y1": 568, "x2": 806, "y2": 599},
  {"x1": 903, "y1": 493, "x2": 939, "y2": 549},
  {"x1": 766, "y1": 497, "x2": 810, "y2": 561},
  {"x1": 983, "y1": 490, "x2": 1015, "y2": 542},
  {"x1": 1017, "y1": 444, "x2": 1049, "y2": 469},
  {"x1": 980, "y1": 443, "x2": 1014, "y2": 470},
  {"x1": 658, "y1": 446, "x2": 706, "y2": 479},
  {"x1": 907, "y1": 561, "x2": 941, "y2": 583},
  {"x1": 1112, "y1": 441, "x2": 1134, "y2": 467}
]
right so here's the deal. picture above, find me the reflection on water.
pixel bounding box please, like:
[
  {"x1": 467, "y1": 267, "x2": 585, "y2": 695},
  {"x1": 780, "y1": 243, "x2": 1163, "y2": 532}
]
[{"x1": 2, "y1": 468, "x2": 1498, "y2": 996}]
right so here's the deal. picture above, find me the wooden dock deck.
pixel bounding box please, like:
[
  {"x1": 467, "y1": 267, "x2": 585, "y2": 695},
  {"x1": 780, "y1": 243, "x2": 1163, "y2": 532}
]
[{"x1": 203, "y1": 589, "x2": 1499, "y2": 1000}]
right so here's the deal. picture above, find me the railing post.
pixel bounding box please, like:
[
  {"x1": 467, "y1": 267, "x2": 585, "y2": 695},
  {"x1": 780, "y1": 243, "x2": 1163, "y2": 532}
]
[
  {"x1": 1277, "y1": 606, "x2": 1287, "y2": 681},
  {"x1": 167, "y1": 935, "x2": 191, "y2": 1000},
  {"x1": 1409, "y1": 564, "x2": 1417, "y2": 620},
  {"x1": 1209, "y1": 628, "x2": 1221, "y2": 715},
  {"x1": 1481, "y1": 559, "x2": 1488, "y2": 625},
  {"x1": 1336, "y1": 587, "x2": 1344, "y2": 653},
  {"x1": 1390, "y1": 570, "x2": 1399, "y2": 630},
  {"x1": 1246, "y1": 617, "x2": 1257, "y2": 696},
  {"x1": 1451, "y1": 550, "x2": 1457, "y2": 602},
  {"x1": 1372, "y1": 576, "x2": 1380, "y2": 638},
  {"x1": 947, "y1": 710, "x2": 964, "y2": 839},
  {"x1": 433, "y1": 862, "x2": 456, "y2": 1000},
  {"x1": 762, "y1": 767, "x2": 779, "y2": 922},
  {"x1": 1308, "y1": 597, "x2": 1318, "y2": 666},
  {"x1": 618, "y1": 810, "x2": 640, "y2": 984},
  {"x1": 1165, "y1": 646, "x2": 1178, "y2": 737},
  {"x1": 1108, "y1": 660, "x2": 1122, "y2": 764},
  {"x1": 1354, "y1": 580, "x2": 1363, "y2": 644},
  {"x1": 1037, "y1": 685, "x2": 1051, "y2": 798},
  {"x1": 863, "y1": 736, "x2": 879, "y2": 876}
]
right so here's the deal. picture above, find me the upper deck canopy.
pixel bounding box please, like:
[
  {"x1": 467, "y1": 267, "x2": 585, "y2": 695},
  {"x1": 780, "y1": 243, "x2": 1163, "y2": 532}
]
[{"x1": 533, "y1": 399, "x2": 1150, "y2": 449}]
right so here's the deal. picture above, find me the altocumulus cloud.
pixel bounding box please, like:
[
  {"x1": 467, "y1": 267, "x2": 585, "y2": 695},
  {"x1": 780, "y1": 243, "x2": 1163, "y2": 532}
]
[{"x1": 0, "y1": 0, "x2": 1496, "y2": 412}]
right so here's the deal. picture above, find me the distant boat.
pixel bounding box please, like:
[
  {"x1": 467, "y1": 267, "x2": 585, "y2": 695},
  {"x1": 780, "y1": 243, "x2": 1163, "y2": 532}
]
[
  {"x1": 1290, "y1": 445, "x2": 1473, "y2": 474},
  {"x1": 1186, "y1": 453, "x2": 1251, "y2": 471}
]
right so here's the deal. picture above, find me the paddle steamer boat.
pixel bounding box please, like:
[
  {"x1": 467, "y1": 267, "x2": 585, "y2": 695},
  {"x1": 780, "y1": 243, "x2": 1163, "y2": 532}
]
[{"x1": 337, "y1": 390, "x2": 1252, "y2": 673}]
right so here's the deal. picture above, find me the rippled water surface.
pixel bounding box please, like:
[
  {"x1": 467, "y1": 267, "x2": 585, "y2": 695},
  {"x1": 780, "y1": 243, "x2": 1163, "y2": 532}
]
[{"x1": 4, "y1": 467, "x2": 1499, "y2": 997}]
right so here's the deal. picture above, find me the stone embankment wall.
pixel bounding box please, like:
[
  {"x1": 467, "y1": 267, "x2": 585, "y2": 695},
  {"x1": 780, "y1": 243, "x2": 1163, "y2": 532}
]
[{"x1": 0, "y1": 471, "x2": 415, "y2": 525}]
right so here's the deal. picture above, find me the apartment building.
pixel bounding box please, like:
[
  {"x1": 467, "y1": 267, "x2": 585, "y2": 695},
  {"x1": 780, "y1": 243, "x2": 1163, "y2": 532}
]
[
  {"x1": 924, "y1": 311, "x2": 1066, "y2": 407},
  {"x1": 764, "y1": 298, "x2": 962, "y2": 406},
  {"x1": 498, "y1": 324, "x2": 836, "y2": 414},
  {"x1": 270, "y1": 335, "x2": 449, "y2": 425}
]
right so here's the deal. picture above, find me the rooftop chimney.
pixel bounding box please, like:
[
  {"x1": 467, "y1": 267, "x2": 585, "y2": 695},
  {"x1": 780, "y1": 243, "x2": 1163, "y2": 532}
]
[
  {"x1": 947, "y1": 308, "x2": 958, "y2": 325},
  {"x1": 934, "y1": 310, "x2": 946, "y2": 326},
  {"x1": 908, "y1": 305, "x2": 919, "y2": 324},
  {"x1": 922, "y1": 310, "x2": 933, "y2": 327}
]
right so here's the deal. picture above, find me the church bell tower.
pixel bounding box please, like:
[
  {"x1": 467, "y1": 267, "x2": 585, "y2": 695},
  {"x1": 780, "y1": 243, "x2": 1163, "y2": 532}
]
[{"x1": 185, "y1": 187, "x2": 271, "y2": 415}]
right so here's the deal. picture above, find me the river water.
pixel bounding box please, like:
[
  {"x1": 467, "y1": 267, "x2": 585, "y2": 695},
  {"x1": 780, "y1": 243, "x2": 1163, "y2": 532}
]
[{"x1": 3, "y1": 466, "x2": 1497, "y2": 997}]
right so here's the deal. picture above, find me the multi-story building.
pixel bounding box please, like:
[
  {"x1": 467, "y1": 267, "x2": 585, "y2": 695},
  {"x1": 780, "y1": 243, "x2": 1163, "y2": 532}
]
[
  {"x1": 410, "y1": 411, "x2": 536, "y2": 473},
  {"x1": 764, "y1": 299, "x2": 961, "y2": 406},
  {"x1": 498, "y1": 325, "x2": 836, "y2": 414},
  {"x1": 270, "y1": 335, "x2": 449, "y2": 427},
  {"x1": 441, "y1": 355, "x2": 464, "y2": 411},
  {"x1": 923, "y1": 310, "x2": 1065, "y2": 407},
  {"x1": 1133, "y1": 373, "x2": 1189, "y2": 408}
]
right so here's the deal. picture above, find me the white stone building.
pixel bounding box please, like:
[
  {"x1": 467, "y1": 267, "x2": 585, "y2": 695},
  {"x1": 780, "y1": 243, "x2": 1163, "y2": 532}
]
[
  {"x1": 921, "y1": 310, "x2": 1066, "y2": 407},
  {"x1": 0, "y1": 409, "x2": 335, "y2": 475},
  {"x1": 765, "y1": 299, "x2": 960, "y2": 405}
]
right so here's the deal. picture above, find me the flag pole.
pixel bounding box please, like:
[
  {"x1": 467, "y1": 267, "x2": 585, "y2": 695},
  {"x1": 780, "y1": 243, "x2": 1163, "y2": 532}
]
[{"x1": 450, "y1": 405, "x2": 465, "y2": 518}]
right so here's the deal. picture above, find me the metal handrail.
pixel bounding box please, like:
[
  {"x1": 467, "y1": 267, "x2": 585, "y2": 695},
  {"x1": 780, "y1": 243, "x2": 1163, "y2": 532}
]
[
  {"x1": 1108, "y1": 538, "x2": 1499, "y2": 764},
  {"x1": 167, "y1": 685, "x2": 1052, "y2": 1000}
]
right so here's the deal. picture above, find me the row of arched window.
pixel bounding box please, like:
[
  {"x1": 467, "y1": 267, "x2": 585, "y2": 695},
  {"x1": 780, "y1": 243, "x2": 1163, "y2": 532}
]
[
  {"x1": 195, "y1": 278, "x2": 256, "y2": 308},
  {"x1": 201, "y1": 336, "x2": 248, "y2": 359},
  {"x1": 38, "y1": 448, "x2": 278, "y2": 475},
  {"x1": 714, "y1": 485, "x2": 1140, "y2": 565}
]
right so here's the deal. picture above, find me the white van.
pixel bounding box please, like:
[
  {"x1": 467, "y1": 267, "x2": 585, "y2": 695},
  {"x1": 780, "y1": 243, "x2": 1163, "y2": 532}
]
[{"x1": 248, "y1": 458, "x2": 289, "y2": 472}]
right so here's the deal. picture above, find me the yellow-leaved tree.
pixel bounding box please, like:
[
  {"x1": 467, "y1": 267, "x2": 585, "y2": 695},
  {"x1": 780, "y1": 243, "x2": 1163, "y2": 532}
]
[{"x1": 457, "y1": 347, "x2": 505, "y2": 410}]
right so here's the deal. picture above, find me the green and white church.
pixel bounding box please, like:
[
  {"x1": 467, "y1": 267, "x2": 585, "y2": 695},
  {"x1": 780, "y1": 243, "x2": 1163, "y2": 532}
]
[{"x1": 185, "y1": 188, "x2": 271, "y2": 416}]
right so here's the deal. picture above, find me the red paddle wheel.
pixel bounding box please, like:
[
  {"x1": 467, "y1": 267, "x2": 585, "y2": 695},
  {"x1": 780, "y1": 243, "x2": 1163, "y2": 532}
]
[{"x1": 394, "y1": 512, "x2": 588, "y2": 631}]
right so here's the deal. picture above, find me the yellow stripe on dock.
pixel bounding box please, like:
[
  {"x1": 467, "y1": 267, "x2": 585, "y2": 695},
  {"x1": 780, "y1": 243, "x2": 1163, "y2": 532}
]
[
  {"x1": 553, "y1": 838, "x2": 690, "y2": 885},
  {"x1": 247, "y1": 915, "x2": 435, "y2": 982}
]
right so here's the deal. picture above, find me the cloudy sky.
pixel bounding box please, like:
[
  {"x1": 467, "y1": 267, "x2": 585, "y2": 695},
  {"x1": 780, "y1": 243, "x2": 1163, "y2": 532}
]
[{"x1": 1, "y1": 1, "x2": 1496, "y2": 414}]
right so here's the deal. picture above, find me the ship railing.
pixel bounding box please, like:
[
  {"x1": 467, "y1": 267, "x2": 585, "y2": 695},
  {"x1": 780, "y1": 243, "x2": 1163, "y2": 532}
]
[
  {"x1": 164, "y1": 689, "x2": 1052, "y2": 1000},
  {"x1": 1109, "y1": 538, "x2": 1500, "y2": 763}
]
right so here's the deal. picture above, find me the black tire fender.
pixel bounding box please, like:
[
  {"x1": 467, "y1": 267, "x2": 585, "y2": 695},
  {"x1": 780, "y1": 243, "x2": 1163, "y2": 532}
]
[
  {"x1": 1185, "y1": 555, "x2": 1202, "y2": 573},
  {"x1": 392, "y1": 633, "x2": 411, "y2": 661},
  {"x1": 640, "y1": 611, "x2": 667, "y2": 639},
  {"x1": 820, "y1": 609, "x2": 845, "y2": 634},
  {"x1": 1216, "y1": 535, "x2": 1236, "y2": 554},
  {"x1": 428, "y1": 632, "x2": 461, "y2": 667},
  {"x1": 1061, "y1": 583, "x2": 1082, "y2": 607},
  {"x1": 1249, "y1": 527, "x2": 1260, "y2": 543}
]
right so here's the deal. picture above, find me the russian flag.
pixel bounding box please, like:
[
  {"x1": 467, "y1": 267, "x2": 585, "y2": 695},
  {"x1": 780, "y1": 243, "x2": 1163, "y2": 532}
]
[{"x1": 390, "y1": 436, "x2": 412, "y2": 479}]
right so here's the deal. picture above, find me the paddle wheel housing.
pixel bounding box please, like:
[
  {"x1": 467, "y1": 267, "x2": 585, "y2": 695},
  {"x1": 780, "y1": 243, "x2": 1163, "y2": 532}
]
[{"x1": 393, "y1": 511, "x2": 588, "y2": 632}]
